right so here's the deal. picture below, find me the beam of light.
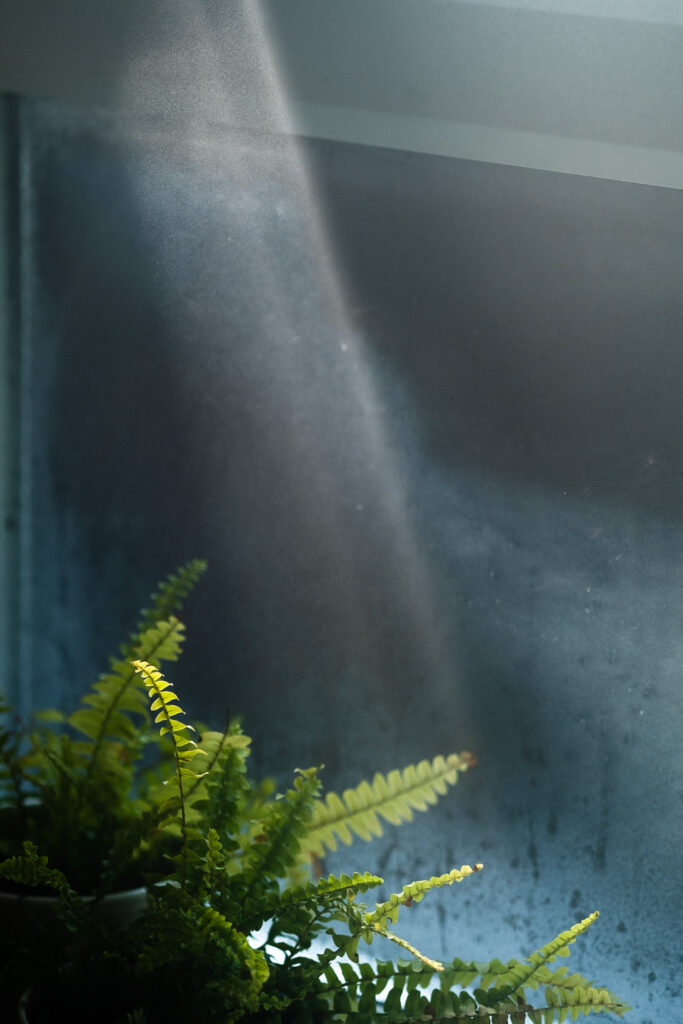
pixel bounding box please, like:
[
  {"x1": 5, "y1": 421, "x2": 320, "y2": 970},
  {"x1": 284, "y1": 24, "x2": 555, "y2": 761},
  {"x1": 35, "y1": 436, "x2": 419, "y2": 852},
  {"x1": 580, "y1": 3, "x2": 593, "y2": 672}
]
[{"x1": 116, "y1": 0, "x2": 464, "y2": 699}]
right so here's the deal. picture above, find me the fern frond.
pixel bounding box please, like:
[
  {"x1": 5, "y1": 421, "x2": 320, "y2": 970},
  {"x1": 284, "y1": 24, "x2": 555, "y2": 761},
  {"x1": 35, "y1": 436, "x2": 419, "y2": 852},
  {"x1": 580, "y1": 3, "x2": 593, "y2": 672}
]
[
  {"x1": 257, "y1": 871, "x2": 385, "y2": 929},
  {"x1": 186, "y1": 726, "x2": 252, "y2": 846},
  {"x1": 366, "y1": 863, "x2": 484, "y2": 931},
  {"x1": 302, "y1": 752, "x2": 474, "y2": 858},
  {"x1": 76, "y1": 617, "x2": 187, "y2": 784},
  {"x1": 346, "y1": 866, "x2": 483, "y2": 973},
  {"x1": 482, "y1": 912, "x2": 601, "y2": 1003},
  {"x1": 72, "y1": 561, "x2": 206, "y2": 782},
  {"x1": 123, "y1": 559, "x2": 207, "y2": 660},
  {"x1": 73, "y1": 561, "x2": 206, "y2": 781},
  {"x1": 406, "y1": 993, "x2": 627, "y2": 1022},
  {"x1": 247, "y1": 767, "x2": 322, "y2": 878},
  {"x1": 0, "y1": 840, "x2": 71, "y2": 894},
  {"x1": 200, "y1": 827, "x2": 227, "y2": 898},
  {"x1": 450, "y1": 915, "x2": 630, "y2": 1020},
  {"x1": 435, "y1": 951, "x2": 626, "y2": 1000},
  {"x1": 0, "y1": 841, "x2": 105, "y2": 943},
  {"x1": 137, "y1": 885, "x2": 269, "y2": 1014},
  {"x1": 454, "y1": 988, "x2": 629, "y2": 1023},
  {"x1": 282, "y1": 870, "x2": 384, "y2": 908},
  {"x1": 237, "y1": 767, "x2": 322, "y2": 929},
  {"x1": 192, "y1": 902, "x2": 270, "y2": 1011},
  {"x1": 314, "y1": 957, "x2": 438, "y2": 1018},
  {"x1": 133, "y1": 660, "x2": 206, "y2": 886},
  {"x1": 532, "y1": 984, "x2": 630, "y2": 1021},
  {"x1": 520, "y1": 964, "x2": 629, "y2": 1017},
  {"x1": 312, "y1": 949, "x2": 629, "y2": 1023}
]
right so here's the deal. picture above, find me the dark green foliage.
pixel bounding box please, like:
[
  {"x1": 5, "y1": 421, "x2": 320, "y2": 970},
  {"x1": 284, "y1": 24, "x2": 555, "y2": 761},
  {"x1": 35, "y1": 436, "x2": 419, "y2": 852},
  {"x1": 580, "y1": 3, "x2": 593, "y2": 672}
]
[
  {"x1": 0, "y1": 840, "x2": 71, "y2": 895},
  {"x1": 0, "y1": 566, "x2": 630, "y2": 1023},
  {"x1": 0, "y1": 561, "x2": 206, "y2": 893}
]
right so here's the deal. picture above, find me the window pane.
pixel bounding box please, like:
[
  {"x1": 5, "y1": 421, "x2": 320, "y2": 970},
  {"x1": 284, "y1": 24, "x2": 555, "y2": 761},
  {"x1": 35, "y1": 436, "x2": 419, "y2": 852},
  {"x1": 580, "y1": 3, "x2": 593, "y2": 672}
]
[{"x1": 14, "y1": 96, "x2": 683, "y2": 1019}]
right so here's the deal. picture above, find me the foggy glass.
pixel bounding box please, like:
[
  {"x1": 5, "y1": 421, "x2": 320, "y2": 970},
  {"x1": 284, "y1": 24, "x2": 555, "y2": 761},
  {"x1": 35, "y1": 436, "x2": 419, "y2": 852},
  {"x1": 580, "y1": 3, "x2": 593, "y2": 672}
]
[{"x1": 7, "y1": 96, "x2": 683, "y2": 1022}]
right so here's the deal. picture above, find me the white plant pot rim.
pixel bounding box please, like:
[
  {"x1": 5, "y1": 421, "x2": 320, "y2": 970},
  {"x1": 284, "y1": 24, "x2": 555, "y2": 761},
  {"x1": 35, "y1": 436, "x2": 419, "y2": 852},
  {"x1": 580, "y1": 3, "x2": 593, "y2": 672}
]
[{"x1": 0, "y1": 884, "x2": 148, "y2": 906}]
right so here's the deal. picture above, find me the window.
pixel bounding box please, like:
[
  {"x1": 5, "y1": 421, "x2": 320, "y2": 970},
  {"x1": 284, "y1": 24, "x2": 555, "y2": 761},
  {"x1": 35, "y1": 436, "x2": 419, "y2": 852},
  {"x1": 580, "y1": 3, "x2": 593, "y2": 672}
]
[{"x1": 2, "y1": 7, "x2": 682, "y2": 1018}]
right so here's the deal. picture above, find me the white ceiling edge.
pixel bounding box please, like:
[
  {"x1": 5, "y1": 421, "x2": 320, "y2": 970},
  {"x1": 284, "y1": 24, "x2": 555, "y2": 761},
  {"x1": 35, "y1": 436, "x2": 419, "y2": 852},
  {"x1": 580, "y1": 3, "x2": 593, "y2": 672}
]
[
  {"x1": 450, "y1": 0, "x2": 683, "y2": 25},
  {"x1": 294, "y1": 104, "x2": 683, "y2": 191},
  {"x1": 1, "y1": 0, "x2": 682, "y2": 190},
  {"x1": 23, "y1": 97, "x2": 683, "y2": 193}
]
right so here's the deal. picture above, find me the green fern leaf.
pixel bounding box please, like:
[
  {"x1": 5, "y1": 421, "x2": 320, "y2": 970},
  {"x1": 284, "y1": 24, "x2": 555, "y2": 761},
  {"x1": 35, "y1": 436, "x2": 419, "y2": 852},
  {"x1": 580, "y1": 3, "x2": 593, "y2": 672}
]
[
  {"x1": 366, "y1": 863, "x2": 484, "y2": 930},
  {"x1": 72, "y1": 562, "x2": 205, "y2": 785},
  {"x1": 133, "y1": 660, "x2": 207, "y2": 885},
  {"x1": 133, "y1": 660, "x2": 202, "y2": 767},
  {"x1": 137, "y1": 885, "x2": 268, "y2": 1014},
  {"x1": 122, "y1": 559, "x2": 206, "y2": 661},
  {"x1": 458, "y1": 914, "x2": 630, "y2": 1020},
  {"x1": 272, "y1": 871, "x2": 385, "y2": 918},
  {"x1": 301, "y1": 752, "x2": 474, "y2": 857},
  {"x1": 0, "y1": 840, "x2": 71, "y2": 894},
  {"x1": 236, "y1": 767, "x2": 323, "y2": 929},
  {"x1": 77, "y1": 617, "x2": 187, "y2": 786}
]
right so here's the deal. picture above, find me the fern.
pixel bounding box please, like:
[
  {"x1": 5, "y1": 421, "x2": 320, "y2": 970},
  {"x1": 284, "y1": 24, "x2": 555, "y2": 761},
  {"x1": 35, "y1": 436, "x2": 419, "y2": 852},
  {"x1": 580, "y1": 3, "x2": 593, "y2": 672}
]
[
  {"x1": 311, "y1": 916, "x2": 630, "y2": 1021},
  {"x1": 124, "y1": 559, "x2": 207, "y2": 659},
  {"x1": 75, "y1": 617, "x2": 187, "y2": 781},
  {"x1": 473, "y1": 913, "x2": 602, "y2": 1002},
  {"x1": 0, "y1": 563, "x2": 205, "y2": 894},
  {"x1": 0, "y1": 840, "x2": 71, "y2": 895},
  {"x1": 0, "y1": 569, "x2": 630, "y2": 1023},
  {"x1": 132, "y1": 659, "x2": 207, "y2": 886},
  {"x1": 311, "y1": 865, "x2": 484, "y2": 973},
  {"x1": 0, "y1": 840, "x2": 108, "y2": 957},
  {"x1": 236, "y1": 766, "x2": 323, "y2": 931},
  {"x1": 280, "y1": 870, "x2": 385, "y2": 909},
  {"x1": 349, "y1": 864, "x2": 483, "y2": 970},
  {"x1": 366, "y1": 863, "x2": 484, "y2": 930},
  {"x1": 259, "y1": 870, "x2": 386, "y2": 963},
  {"x1": 68, "y1": 560, "x2": 205, "y2": 785},
  {"x1": 200, "y1": 827, "x2": 227, "y2": 898},
  {"x1": 187, "y1": 724, "x2": 252, "y2": 853},
  {"x1": 57, "y1": 560, "x2": 205, "y2": 784},
  {"x1": 131, "y1": 884, "x2": 269, "y2": 1022},
  {"x1": 302, "y1": 752, "x2": 475, "y2": 858}
]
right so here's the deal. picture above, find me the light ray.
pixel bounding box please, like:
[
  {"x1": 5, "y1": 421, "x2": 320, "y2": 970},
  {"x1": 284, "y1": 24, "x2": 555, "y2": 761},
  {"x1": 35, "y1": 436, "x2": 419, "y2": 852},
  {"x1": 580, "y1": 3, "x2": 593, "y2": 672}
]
[{"x1": 117, "y1": 0, "x2": 462, "y2": 693}]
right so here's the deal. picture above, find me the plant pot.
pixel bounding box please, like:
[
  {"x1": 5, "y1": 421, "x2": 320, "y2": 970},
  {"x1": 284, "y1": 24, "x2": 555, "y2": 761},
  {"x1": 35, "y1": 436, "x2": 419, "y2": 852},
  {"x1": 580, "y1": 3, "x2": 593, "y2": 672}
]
[
  {"x1": 5, "y1": 883, "x2": 180, "y2": 1022},
  {"x1": 0, "y1": 884, "x2": 148, "y2": 936},
  {"x1": 17, "y1": 982, "x2": 138, "y2": 1024},
  {"x1": 16, "y1": 987, "x2": 30, "y2": 1024}
]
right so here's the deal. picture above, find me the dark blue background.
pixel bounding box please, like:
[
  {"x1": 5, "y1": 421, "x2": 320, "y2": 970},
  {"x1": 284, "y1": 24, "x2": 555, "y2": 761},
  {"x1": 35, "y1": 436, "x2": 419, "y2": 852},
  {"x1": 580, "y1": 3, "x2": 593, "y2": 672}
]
[{"x1": 18, "y1": 100, "x2": 683, "y2": 1021}]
